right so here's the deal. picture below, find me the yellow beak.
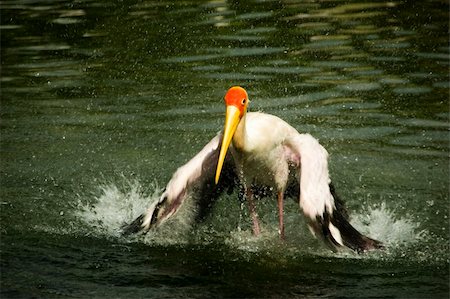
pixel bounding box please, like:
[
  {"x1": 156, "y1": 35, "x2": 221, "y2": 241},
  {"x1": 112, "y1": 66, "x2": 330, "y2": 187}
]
[{"x1": 215, "y1": 105, "x2": 241, "y2": 184}]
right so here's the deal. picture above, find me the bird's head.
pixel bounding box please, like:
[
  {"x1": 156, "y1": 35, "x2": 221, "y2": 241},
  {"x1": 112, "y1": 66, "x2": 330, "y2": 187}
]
[
  {"x1": 223, "y1": 85, "x2": 249, "y2": 116},
  {"x1": 215, "y1": 86, "x2": 249, "y2": 184}
]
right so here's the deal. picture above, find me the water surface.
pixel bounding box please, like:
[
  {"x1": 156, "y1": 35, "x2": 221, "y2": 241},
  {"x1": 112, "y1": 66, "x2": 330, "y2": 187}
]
[{"x1": 1, "y1": 0, "x2": 449, "y2": 298}]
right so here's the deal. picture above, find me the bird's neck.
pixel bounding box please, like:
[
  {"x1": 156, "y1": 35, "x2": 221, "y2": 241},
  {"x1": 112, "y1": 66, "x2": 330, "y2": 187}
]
[{"x1": 232, "y1": 113, "x2": 247, "y2": 151}]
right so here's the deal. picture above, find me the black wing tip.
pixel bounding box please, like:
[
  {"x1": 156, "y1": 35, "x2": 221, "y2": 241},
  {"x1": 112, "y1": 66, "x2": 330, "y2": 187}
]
[
  {"x1": 326, "y1": 183, "x2": 384, "y2": 253},
  {"x1": 358, "y1": 236, "x2": 384, "y2": 253},
  {"x1": 317, "y1": 218, "x2": 384, "y2": 254},
  {"x1": 331, "y1": 210, "x2": 384, "y2": 254},
  {"x1": 121, "y1": 214, "x2": 145, "y2": 236}
]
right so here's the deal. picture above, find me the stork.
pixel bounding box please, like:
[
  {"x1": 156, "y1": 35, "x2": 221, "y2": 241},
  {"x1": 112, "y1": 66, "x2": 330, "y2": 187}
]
[{"x1": 123, "y1": 86, "x2": 382, "y2": 252}]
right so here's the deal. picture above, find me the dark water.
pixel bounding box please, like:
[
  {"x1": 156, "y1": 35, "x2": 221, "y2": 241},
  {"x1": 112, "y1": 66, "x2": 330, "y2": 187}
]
[{"x1": 1, "y1": 0, "x2": 449, "y2": 298}]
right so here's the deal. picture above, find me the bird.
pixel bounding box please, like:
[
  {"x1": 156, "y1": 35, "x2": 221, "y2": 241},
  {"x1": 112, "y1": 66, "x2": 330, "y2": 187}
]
[{"x1": 122, "y1": 86, "x2": 382, "y2": 253}]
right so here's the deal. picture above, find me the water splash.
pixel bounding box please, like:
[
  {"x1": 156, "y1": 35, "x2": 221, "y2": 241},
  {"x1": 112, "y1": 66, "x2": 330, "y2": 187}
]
[
  {"x1": 223, "y1": 203, "x2": 431, "y2": 261},
  {"x1": 74, "y1": 178, "x2": 434, "y2": 261},
  {"x1": 75, "y1": 178, "x2": 160, "y2": 238},
  {"x1": 75, "y1": 178, "x2": 196, "y2": 245},
  {"x1": 351, "y1": 203, "x2": 428, "y2": 248}
]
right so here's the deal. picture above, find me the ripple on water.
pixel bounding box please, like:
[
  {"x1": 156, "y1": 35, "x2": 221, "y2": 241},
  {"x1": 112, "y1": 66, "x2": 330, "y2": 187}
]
[
  {"x1": 321, "y1": 126, "x2": 399, "y2": 141},
  {"x1": 217, "y1": 35, "x2": 265, "y2": 42},
  {"x1": 295, "y1": 22, "x2": 334, "y2": 34},
  {"x1": 368, "y1": 39, "x2": 411, "y2": 50},
  {"x1": 162, "y1": 54, "x2": 221, "y2": 63},
  {"x1": 17, "y1": 43, "x2": 71, "y2": 52},
  {"x1": 306, "y1": 74, "x2": 349, "y2": 85},
  {"x1": 236, "y1": 11, "x2": 273, "y2": 20},
  {"x1": 350, "y1": 68, "x2": 384, "y2": 77},
  {"x1": 202, "y1": 72, "x2": 271, "y2": 80},
  {"x1": 223, "y1": 47, "x2": 286, "y2": 57},
  {"x1": 370, "y1": 56, "x2": 406, "y2": 63},
  {"x1": 303, "y1": 39, "x2": 352, "y2": 50},
  {"x1": 379, "y1": 76, "x2": 410, "y2": 85},
  {"x1": 255, "y1": 90, "x2": 343, "y2": 109},
  {"x1": 52, "y1": 18, "x2": 82, "y2": 25},
  {"x1": 340, "y1": 24, "x2": 383, "y2": 35},
  {"x1": 246, "y1": 66, "x2": 321, "y2": 75},
  {"x1": 415, "y1": 52, "x2": 450, "y2": 61},
  {"x1": 191, "y1": 65, "x2": 223, "y2": 71},
  {"x1": 401, "y1": 118, "x2": 449, "y2": 129},
  {"x1": 238, "y1": 27, "x2": 277, "y2": 35},
  {"x1": 311, "y1": 60, "x2": 362, "y2": 69},
  {"x1": 393, "y1": 86, "x2": 432, "y2": 95},
  {"x1": 30, "y1": 69, "x2": 82, "y2": 78},
  {"x1": 376, "y1": 146, "x2": 448, "y2": 158},
  {"x1": 162, "y1": 47, "x2": 285, "y2": 63},
  {"x1": 0, "y1": 25, "x2": 23, "y2": 30},
  {"x1": 336, "y1": 81, "x2": 381, "y2": 92},
  {"x1": 390, "y1": 131, "x2": 449, "y2": 148},
  {"x1": 433, "y1": 81, "x2": 449, "y2": 89}
]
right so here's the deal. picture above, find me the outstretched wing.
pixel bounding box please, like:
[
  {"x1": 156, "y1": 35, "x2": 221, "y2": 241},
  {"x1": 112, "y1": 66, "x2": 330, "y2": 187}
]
[
  {"x1": 286, "y1": 133, "x2": 382, "y2": 252},
  {"x1": 122, "y1": 133, "x2": 238, "y2": 235}
]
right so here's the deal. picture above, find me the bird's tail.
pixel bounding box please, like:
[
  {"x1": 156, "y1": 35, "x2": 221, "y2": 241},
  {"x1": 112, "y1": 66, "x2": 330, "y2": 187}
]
[{"x1": 309, "y1": 183, "x2": 383, "y2": 253}]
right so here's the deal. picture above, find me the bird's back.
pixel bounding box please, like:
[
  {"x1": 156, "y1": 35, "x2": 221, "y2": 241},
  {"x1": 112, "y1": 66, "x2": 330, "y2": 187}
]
[{"x1": 242, "y1": 112, "x2": 298, "y2": 153}]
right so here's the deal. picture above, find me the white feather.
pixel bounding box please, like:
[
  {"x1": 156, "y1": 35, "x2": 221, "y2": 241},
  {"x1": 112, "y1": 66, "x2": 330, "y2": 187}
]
[
  {"x1": 287, "y1": 134, "x2": 335, "y2": 220},
  {"x1": 328, "y1": 223, "x2": 344, "y2": 246},
  {"x1": 141, "y1": 135, "x2": 221, "y2": 228}
]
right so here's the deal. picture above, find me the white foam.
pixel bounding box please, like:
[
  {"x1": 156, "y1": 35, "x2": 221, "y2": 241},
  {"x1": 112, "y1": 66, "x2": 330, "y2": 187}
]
[
  {"x1": 74, "y1": 178, "x2": 432, "y2": 257},
  {"x1": 75, "y1": 177, "x2": 197, "y2": 245},
  {"x1": 351, "y1": 202, "x2": 428, "y2": 247},
  {"x1": 75, "y1": 178, "x2": 161, "y2": 238},
  {"x1": 224, "y1": 227, "x2": 281, "y2": 253}
]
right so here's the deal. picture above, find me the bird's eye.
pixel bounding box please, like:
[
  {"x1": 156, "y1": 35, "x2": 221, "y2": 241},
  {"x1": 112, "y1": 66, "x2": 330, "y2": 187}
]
[{"x1": 241, "y1": 99, "x2": 246, "y2": 105}]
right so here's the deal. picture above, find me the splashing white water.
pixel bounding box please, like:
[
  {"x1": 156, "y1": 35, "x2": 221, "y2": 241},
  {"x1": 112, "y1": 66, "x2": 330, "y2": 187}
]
[
  {"x1": 75, "y1": 178, "x2": 196, "y2": 245},
  {"x1": 351, "y1": 202, "x2": 428, "y2": 247},
  {"x1": 76, "y1": 178, "x2": 160, "y2": 238},
  {"x1": 74, "y1": 178, "x2": 428, "y2": 254}
]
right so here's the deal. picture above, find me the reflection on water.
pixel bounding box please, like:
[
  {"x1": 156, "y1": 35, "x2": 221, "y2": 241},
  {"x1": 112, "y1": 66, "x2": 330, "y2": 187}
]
[
  {"x1": 2, "y1": 0, "x2": 448, "y2": 116},
  {"x1": 1, "y1": 0, "x2": 449, "y2": 298}
]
